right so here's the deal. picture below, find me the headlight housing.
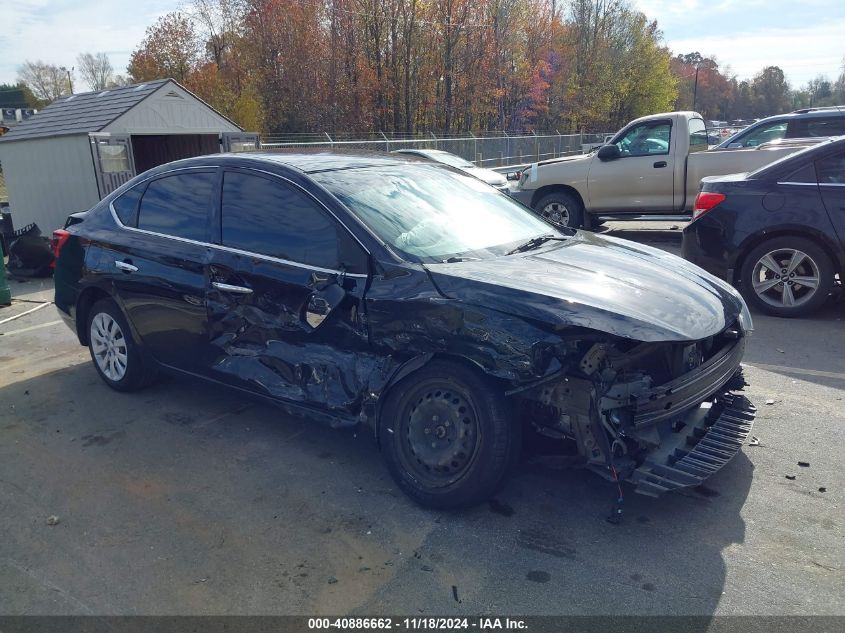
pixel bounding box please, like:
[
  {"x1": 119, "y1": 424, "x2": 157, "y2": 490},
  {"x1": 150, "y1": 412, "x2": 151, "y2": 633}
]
[{"x1": 738, "y1": 302, "x2": 754, "y2": 335}]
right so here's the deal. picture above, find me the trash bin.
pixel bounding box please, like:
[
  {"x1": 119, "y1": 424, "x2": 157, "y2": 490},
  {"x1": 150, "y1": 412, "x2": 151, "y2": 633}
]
[{"x1": 0, "y1": 237, "x2": 12, "y2": 306}]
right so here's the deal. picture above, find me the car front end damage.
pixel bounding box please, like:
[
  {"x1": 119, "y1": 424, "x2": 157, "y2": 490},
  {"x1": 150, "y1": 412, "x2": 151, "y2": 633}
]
[{"x1": 519, "y1": 321, "x2": 755, "y2": 496}]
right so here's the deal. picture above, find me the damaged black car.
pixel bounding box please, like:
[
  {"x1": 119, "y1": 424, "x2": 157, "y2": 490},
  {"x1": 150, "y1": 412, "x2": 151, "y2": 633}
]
[{"x1": 53, "y1": 153, "x2": 756, "y2": 508}]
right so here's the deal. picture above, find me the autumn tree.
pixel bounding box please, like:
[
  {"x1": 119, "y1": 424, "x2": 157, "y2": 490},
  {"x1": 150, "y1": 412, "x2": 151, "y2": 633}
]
[
  {"x1": 17, "y1": 61, "x2": 72, "y2": 103},
  {"x1": 128, "y1": 12, "x2": 201, "y2": 84},
  {"x1": 77, "y1": 52, "x2": 115, "y2": 91},
  {"x1": 671, "y1": 53, "x2": 734, "y2": 120},
  {"x1": 751, "y1": 66, "x2": 790, "y2": 116}
]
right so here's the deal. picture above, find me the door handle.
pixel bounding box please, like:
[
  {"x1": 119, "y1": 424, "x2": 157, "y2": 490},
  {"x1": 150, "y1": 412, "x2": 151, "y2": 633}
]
[
  {"x1": 212, "y1": 281, "x2": 253, "y2": 294},
  {"x1": 653, "y1": 161, "x2": 668, "y2": 168},
  {"x1": 114, "y1": 260, "x2": 138, "y2": 273}
]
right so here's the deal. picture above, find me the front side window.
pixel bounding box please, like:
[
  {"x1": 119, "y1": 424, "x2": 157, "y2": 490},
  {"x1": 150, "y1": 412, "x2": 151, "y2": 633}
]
[
  {"x1": 736, "y1": 122, "x2": 786, "y2": 147},
  {"x1": 314, "y1": 164, "x2": 554, "y2": 263},
  {"x1": 137, "y1": 171, "x2": 216, "y2": 241},
  {"x1": 613, "y1": 121, "x2": 671, "y2": 157},
  {"x1": 221, "y1": 171, "x2": 341, "y2": 270}
]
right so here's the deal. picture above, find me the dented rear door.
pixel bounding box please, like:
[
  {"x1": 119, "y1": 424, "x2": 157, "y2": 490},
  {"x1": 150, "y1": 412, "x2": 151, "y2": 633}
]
[{"x1": 205, "y1": 168, "x2": 372, "y2": 414}]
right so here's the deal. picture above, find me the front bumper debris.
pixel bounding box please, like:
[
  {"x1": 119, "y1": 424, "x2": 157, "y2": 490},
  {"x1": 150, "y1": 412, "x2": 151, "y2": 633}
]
[{"x1": 630, "y1": 382, "x2": 756, "y2": 497}]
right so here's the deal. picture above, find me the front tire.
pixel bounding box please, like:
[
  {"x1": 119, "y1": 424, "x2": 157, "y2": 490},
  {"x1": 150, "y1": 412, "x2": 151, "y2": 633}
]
[
  {"x1": 740, "y1": 236, "x2": 834, "y2": 317},
  {"x1": 534, "y1": 191, "x2": 584, "y2": 229},
  {"x1": 379, "y1": 360, "x2": 517, "y2": 509},
  {"x1": 87, "y1": 298, "x2": 155, "y2": 391}
]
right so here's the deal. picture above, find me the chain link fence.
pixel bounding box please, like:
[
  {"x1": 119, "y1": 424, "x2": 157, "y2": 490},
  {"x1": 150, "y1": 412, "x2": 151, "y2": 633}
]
[{"x1": 260, "y1": 131, "x2": 613, "y2": 169}]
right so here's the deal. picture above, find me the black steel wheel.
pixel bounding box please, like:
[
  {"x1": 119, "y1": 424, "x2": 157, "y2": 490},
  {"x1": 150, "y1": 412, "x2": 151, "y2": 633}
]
[
  {"x1": 740, "y1": 236, "x2": 834, "y2": 317},
  {"x1": 379, "y1": 360, "x2": 516, "y2": 509}
]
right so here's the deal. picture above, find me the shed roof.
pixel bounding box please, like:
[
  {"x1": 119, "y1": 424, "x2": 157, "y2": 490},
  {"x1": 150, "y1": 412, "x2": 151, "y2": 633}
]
[{"x1": 0, "y1": 80, "x2": 172, "y2": 142}]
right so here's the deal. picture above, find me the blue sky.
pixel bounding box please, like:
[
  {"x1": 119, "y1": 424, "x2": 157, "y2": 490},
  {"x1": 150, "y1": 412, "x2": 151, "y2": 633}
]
[{"x1": 1, "y1": 0, "x2": 843, "y2": 91}]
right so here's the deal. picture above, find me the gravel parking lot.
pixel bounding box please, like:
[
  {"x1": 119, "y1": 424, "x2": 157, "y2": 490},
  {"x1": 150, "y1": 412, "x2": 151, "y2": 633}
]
[{"x1": 1, "y1": 223, "x2": 843, "y2": 617}]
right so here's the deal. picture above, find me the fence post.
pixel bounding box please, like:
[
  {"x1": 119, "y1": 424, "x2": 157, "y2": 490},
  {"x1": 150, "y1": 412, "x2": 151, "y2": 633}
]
[
  {"x1": 470, "y1": 131, "x2": 477, "y2": 165},
  {"x1": 324, "y1": 131, "x2": 333, "y2": 151},
  {"x1": 430, "y1": 131, "x2": 437, "y2": 150},
  {"x1": 477, "y1": 152, "x2": 483, "y2": 165},
  {"x1": 380, "y1": 131, "x2": 389, "y2": 152},
  {"x1": 533, "y1": 130, "x2": 538, "y2": 161}
]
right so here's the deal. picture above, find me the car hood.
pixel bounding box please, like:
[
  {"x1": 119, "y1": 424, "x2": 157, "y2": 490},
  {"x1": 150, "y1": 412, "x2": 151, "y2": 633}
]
[{"x1": 425, "y1": 231, "x2": 743, "y2": 342}]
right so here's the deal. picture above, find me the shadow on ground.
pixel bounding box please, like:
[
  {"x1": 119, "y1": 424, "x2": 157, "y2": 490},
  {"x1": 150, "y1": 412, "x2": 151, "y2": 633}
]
[{"x1": 1, "y1": 361, "x2": 752, "y2": 617}]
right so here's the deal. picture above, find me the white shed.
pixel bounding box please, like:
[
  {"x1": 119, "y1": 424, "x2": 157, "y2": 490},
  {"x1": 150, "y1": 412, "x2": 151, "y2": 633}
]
[{"x1": 0, "y1": 79, "x2": 257, "y2": 231}]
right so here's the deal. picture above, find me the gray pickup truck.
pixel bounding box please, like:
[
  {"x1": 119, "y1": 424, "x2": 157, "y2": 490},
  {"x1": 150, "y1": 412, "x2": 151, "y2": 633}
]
[{"x1": 510, "y1": 111, "x2": 815, "y2": 229}]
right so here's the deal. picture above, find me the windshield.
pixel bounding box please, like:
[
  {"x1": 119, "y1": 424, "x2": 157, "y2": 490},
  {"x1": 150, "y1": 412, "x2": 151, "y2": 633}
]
[
  {"x1": 427, "y1": 152, "x2": 476, "y2": 169},
  {"x1": 314, "y1": 164, "x2": 556, "y2": 263}
]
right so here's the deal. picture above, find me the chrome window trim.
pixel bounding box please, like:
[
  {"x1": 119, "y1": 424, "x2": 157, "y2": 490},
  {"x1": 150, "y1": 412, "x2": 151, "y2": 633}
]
[
  {"x1": 108, "y1": 165, "x2": 369, "y2": 279},
  {"x1": 776, "y1": 181, "x2": 818, "y2": 186},
  {"x1": 818, "y1": 182, "x2": 845, "y2": 187}
]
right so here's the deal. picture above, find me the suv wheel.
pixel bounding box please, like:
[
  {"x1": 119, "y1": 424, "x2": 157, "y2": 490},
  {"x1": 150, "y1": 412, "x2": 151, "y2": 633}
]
[
  {"x1": 534, "y1": 191, "x2": 584, "y2": 229},
  {"x1": 87, "y1": 298, "x2": 155, "y2": 391},
  {"x1": 740, "y1": 236, "x2": 834, "y2": 317},
  {"x1": 379, "y1": 360, "x2": 517, "y2": 509}
]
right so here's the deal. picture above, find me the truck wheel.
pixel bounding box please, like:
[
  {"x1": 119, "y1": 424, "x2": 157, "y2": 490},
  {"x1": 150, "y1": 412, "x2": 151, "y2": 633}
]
[
  {"x1": 87, "y1": 298, "x2": 156, "y2": 391},
  {"x1": 740, "y1": 236, "x2": 834, "y2": 317},
  {"x1": 534, "y1": 192, "x2": 584, "y2": 229},
  {"x1": 379, "y1": 360, "x2": 516, "y2": 509}
]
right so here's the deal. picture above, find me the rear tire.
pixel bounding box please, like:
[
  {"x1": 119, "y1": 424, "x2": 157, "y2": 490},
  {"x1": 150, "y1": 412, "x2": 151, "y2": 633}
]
[
  {"x1": 87, "y1": 298, "x2": 155, "y2": 391},
  {"x1": 379, "y1": 360, "x2": 517, "y2": 509},
  {"x1": 740, "y1": 236, "x2": 834, "y2": 317},
  {"x1": 534, "y1": 191, "x2": 584, "y2": 229}
]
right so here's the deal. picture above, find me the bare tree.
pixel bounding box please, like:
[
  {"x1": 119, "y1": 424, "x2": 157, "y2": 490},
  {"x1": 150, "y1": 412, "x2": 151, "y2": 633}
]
[
  {"x1": 17, "y1": 60, "x2": 71, "y2": 102},
  {"x1": 77, "y1": 52, "x2": 115, "y2": 90}
]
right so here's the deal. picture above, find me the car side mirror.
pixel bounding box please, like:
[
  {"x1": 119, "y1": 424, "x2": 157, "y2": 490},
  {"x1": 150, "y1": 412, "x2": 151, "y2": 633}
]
[
  {"x1": 304, "y1": 279, "x2": 346, "y2": 329},
  {"x1": 597, "y1": 144, "x2": 621, "y2": 161}
]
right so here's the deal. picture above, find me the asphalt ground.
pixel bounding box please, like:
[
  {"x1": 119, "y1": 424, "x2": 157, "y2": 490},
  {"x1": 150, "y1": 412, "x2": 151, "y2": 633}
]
[{"x1": 0, "y1": 223, "x2": 842, "y2": 617}]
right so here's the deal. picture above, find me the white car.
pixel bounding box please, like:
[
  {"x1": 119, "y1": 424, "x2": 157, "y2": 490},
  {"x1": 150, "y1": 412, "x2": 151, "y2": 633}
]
[{"x1": 393, "y1": 149, "x2": 509, "y2": 192}]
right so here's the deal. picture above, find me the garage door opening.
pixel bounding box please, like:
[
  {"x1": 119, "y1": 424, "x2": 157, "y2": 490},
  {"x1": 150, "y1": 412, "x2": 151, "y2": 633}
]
[{"x1": 131, "y1": 134, "x2": 220, "y2": 173}]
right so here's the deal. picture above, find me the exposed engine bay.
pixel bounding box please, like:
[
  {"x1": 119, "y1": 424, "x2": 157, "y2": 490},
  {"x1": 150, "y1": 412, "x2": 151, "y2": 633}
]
[{"x1": 521, "y1": 322, "x2": 755, "y2": 496}]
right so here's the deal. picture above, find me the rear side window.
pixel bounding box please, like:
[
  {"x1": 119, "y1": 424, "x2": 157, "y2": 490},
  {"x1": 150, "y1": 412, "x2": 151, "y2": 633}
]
[
  {"x1": 806, "y1": 118, "x2": 845, "y2": 138},
  {"x1": 137, "y1": 172, "x2": 216, "y2": 241},
  {"x1": 112, "y1": 185, "x2": 144, "y2": 227},
  {"x1": 221, "y1": 171, "x2": 340, "y2": 270},
  {"x1": 688, "y1": 118, "x2": 708, "y2": 153}
]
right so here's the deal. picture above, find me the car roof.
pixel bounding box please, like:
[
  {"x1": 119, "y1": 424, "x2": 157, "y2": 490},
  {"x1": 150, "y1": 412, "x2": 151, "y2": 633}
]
[
  {"x1": 152, "y1": 151, "x2": 421, "y2": 175},
  {"x1": 750, "y1": 106, "x2": 845, "y2": 125},
  {"x1": 393, "y1": 148, "x2": 451, "y2": 157}
]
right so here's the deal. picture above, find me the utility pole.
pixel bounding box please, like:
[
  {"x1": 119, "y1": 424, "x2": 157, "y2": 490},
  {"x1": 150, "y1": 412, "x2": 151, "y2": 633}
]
[
  {"x1": 61, "y1": 66, "x2": 74, "y2": 94},
  {"x1": 692, "y1": 64, "x2": 700, "y2": 112}
]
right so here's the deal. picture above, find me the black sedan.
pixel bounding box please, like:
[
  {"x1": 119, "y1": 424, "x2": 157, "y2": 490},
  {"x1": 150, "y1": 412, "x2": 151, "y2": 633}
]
[
  {"x1": 683, "y1": 137, "x2": 845, "y2": 317},
  {"x1": 53, "y1": 152, "x2": 755, "y2": 508}
]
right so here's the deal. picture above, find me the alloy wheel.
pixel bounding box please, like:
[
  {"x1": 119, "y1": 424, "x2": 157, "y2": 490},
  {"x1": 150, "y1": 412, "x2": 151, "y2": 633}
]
[
  {"x1": 751, "y1": 248, "x2": 821, "y2": 309},
  {"x1": 540, "y1": 201, "x2": 570, "y2": 228}
]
